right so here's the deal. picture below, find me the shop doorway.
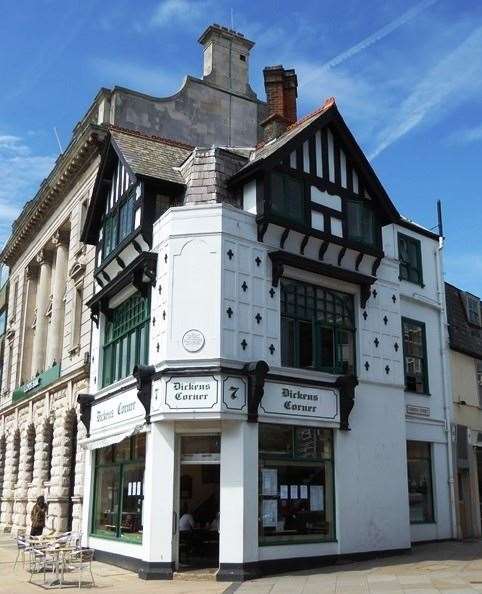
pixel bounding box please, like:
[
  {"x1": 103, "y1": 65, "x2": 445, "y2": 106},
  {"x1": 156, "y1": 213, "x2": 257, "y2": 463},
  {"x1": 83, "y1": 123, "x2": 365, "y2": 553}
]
[{"x1": 176, "y1": 435, "x2": 220, "y2": 571}]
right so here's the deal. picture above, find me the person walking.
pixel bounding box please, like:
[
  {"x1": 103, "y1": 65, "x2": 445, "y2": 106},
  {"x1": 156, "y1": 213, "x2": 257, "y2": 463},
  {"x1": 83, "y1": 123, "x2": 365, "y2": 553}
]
[{"x1": 30, "y1": 496, "x2": 47, "y2": 537}]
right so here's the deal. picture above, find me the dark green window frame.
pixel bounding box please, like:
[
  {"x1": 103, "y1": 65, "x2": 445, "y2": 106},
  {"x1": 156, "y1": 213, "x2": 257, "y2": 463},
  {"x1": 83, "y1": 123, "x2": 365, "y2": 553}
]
[
  {"x1": 102, "y1": 292, "x2": 150, "y2": 388},
  {"x1": 398, "y1": 233, "x2": 424, "y2": 286},
  {"x1": 402, "y1": 317, "x2": 429, "y2": 395},
  {"x1": 281, "y1": 278, "x2": 355, "y2": 375},
  {"x1": 101, "y1": 191, "x2": 137, "y2": 262},
  {"x1": 269, "y1": 170, "x2": 307, "y2": 226},
  {"x1": 346, "y1": 199, "x2": 379, "y2": 248},
  {"x1": 258, "y1": 424, "x2": 335, "y2": 545},
  {"x1": 91, "y1": 434, "x2": 145, "y2": 543}
]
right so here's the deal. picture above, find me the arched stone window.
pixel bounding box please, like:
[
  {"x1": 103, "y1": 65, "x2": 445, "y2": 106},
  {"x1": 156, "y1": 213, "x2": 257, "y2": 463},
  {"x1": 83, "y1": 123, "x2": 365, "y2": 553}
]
[
  {"x1": 42, "y1": 420, "x2": 54, "y2": 483},
  {"x1": 25, "y1": 424, "x2": 36, "y2": 485},
  {"x1": 12, "y1": 430, "x2": 20, "y2": 486},
  {"x1": 64, "y1": 409, "x2": 78, "y2": 531}
]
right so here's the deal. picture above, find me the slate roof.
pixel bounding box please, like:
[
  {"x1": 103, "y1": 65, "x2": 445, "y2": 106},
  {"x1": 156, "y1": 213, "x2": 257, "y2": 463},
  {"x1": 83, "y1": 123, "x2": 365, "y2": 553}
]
[
  {"x1": 445, "y1": 282, "x2": 482, "y2": 359},
  {"x1": 110, "y1": 127, "x2": 192, "y2": 185}
]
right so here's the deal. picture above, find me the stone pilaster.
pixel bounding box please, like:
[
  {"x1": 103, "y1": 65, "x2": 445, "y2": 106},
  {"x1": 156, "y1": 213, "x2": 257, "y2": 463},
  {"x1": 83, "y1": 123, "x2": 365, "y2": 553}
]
[
  {"x1": 12, "y1": 425, "x2": 35, "y2": 531},
  {"x1": 45, "y1": 233, "x2": 68, "y2": 368},
  {"x1": 31, "y1": 250, "x2": 52, "y2": 376},
  {"x1": 19, "y1": 265, "x2": 38, "y2": 384},
  {"x1": 0, "y1": 431, "x2": 20, "y2": 532}
]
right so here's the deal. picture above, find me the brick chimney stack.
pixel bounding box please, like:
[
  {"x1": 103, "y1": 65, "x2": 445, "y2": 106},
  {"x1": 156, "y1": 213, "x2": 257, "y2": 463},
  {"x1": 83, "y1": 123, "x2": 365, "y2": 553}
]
[{"x1": 261, "y1": 65, "x2": 298, "y2": 142}]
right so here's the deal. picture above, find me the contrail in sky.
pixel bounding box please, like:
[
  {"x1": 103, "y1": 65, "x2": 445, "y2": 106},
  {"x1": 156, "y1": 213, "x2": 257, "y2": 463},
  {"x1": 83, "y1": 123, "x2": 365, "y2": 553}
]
[{"x1": 300, "y1": 0, "x2": 439, "y2": 86}]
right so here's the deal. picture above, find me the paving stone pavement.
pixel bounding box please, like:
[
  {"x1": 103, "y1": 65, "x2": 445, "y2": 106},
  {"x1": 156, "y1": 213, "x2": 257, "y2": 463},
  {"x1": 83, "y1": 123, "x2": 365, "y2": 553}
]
[{"x1": 1, "y1": 536, "x2": 482, "y2": 594}]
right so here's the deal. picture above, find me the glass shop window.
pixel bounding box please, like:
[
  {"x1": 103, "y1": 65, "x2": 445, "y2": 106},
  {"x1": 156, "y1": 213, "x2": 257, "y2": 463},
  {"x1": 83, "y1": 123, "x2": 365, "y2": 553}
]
[
  {"x1": 407, "y1": 441, "x2": 434, "y2": 524},
  {"x1": 92, "y1": 433, "x2": 146, "y2": 543},
  {"x1": 258, "y1": 424, "x2": 335, "y2": 545}
]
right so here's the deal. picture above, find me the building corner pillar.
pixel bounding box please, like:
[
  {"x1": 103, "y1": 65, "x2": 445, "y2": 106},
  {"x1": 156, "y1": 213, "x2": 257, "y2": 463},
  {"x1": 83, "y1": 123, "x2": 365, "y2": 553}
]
[
  {"x1": 139, "y1": 422, "x2": 175, "y2": 580},
  {"x1": 218, "y1": 421, "x2": 260, "y2": 582}
]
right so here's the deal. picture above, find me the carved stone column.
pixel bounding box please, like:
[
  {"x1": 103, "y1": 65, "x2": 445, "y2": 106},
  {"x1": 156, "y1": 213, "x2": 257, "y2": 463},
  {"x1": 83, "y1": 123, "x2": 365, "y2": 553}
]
[
  {"x1": 31, "y1": 250, "x2": 52, "y2": 375},
  {"x1": 46, "y1": 233, "x2": 68, "y2": 368},
  {"x1": 19, "y1": 265, "x2": 38, "y2": 384}
]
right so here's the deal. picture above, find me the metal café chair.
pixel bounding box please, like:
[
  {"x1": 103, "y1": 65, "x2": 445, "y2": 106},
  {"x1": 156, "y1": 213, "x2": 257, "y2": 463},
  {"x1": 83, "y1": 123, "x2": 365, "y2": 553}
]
[
  {"x1": 67, "y1": 548, "x2": 96, "y2": 589},
  {"x1": 13, "y1": 533, "x2": 28, "y2": 570}
]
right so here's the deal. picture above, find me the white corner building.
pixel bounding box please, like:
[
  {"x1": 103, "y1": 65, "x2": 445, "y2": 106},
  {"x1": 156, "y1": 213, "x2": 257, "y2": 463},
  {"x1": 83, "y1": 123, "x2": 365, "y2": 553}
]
[{"x1": 74, "y1": 25, "x2": 456, "y2": 581}]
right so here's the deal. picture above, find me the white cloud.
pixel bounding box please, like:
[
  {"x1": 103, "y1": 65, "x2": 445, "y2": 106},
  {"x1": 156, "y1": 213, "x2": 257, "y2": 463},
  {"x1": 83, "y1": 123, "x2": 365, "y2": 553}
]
[
  {"x1": 370, "y1": 26, "x2": 482, "y2": 159},
  {"x1": 151, "y1": 0, "x2": 211, "y2": 29},
  {"x1": 0, "y1": 135, "x2": 55, "y2": 247}
]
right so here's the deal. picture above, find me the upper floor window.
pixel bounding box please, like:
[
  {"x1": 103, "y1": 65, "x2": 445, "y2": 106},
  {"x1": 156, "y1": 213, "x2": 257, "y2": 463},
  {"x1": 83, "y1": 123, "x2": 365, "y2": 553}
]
[
  {"x1": 281, "y1": 278, "x2": 355, "y2": 375},
  {"x1": 467, "y1": 294, "x2": 481, "y2": 326},
  {"x1": 398, "y1": 233, "x2": 423, "y2": 286},
  {"x1": 102, "y1": 292, "x2": 149, "y2": 387},
  {"x1": 270, "y1": 171, "x2": 305, "y2": 225},
  {"x1": 402, "y1": 317, "x2": 429, "y2": 394},
  {"x1": 346, "y1": 200, "x2": 378, "y2": 247},
  {"x1": 101, "y1": 193, "x2": 136, "y2": 261}
]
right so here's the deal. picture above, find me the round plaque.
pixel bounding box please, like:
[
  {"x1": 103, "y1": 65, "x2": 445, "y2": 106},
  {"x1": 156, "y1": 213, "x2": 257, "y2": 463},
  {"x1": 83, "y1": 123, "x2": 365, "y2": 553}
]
[{"x1": 182, "y1": 329, "x2": 205, "y2": 353}]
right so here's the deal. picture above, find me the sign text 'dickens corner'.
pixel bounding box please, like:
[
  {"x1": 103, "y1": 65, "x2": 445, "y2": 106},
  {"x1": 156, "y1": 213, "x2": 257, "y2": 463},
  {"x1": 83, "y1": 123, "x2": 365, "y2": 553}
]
[
  {"x1": 260, "y1": 382, "x2": 339, "y2": 420},
  {"x1": 165, "y1": 377, "x2": 218, "y2": 409},
  {"x1": 90, "y1": 393, "x2": 143, "y2": 432}
]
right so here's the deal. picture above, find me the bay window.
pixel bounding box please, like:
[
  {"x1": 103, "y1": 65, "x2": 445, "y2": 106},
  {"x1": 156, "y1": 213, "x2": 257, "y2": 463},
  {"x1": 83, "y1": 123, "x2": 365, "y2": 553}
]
[
  {"x1": 346, "y1": 199, "x2": 378, "y2": 247},
  {"x1": 281, "y1": 278, "x2": 355, "y2": 374},
  {"x1": 259, "y1": 424, "x2": 335, "y2": 544},
  {"x1": 270, "y1": 171, "x2": 306, "y2": 225},
  {"x1": 102, "y1": 292, "x2": 150, "y2": 387},
  {"x1": 101, "y1": 192, "x2": 136, "y2": 261}
]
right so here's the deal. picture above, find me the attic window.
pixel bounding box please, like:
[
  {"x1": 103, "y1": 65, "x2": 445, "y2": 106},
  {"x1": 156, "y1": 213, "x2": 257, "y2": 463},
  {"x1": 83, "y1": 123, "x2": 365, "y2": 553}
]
[
  {"x1": 240, "y1": 54, "x2": 246, "y2": 62},
  {"x1": 467, "y1": 293, "x2": 481, "y2": 326}
]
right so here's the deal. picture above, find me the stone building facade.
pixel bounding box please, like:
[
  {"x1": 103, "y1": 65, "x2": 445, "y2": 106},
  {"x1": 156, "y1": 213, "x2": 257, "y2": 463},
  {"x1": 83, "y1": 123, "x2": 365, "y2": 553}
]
[{"x1": 0, "y1": 24, "x2": 267, "y2": 536}]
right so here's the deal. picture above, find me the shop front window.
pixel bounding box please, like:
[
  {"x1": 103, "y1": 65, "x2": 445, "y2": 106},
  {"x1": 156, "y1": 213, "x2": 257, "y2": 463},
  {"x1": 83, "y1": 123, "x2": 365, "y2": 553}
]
[
  {"x1": 92, "y1": 433, "x2": 145, "y2": 543},
  {"x1": 407, "y1": 441, "x2": 434, "y2": 524},
  {"x1": 259, "y1": 424, "x2": 334, "y2": 545}
]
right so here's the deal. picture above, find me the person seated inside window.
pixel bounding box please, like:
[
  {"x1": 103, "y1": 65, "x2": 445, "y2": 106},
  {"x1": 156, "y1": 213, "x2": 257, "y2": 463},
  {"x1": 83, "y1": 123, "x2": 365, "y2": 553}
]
[{"x1": 179, "y1": 504, "x2": 195, "y2": 532}]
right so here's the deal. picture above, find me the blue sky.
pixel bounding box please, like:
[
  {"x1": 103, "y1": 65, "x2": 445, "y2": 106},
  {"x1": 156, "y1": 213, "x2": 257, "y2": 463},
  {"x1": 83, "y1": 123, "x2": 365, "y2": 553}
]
[{"x1": 1, "y1": 0, "x2": 481, "y2": 293}]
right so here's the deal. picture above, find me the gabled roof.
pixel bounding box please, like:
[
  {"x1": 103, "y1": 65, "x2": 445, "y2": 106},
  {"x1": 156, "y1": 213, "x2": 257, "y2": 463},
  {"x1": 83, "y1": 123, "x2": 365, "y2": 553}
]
[
  {"x1": 81, "y1": 127, "x2": 192, "y2": 244},
  {"x1": 230, "y1": 98, "x2": 399, "y2": 224},
  {"x1": 110, "y1": 127, "x2": 192, "y2": 185},
  {"x1": 445, "y1": 282, "x2": 482, "y2": 360}
]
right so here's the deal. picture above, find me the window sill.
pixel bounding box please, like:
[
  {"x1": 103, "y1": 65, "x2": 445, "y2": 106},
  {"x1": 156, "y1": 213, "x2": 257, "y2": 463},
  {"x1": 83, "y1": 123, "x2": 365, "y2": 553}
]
[
  {"x1": 89, "y1": 532, "x2": 142, "y2": 545},
  {"x1": 405, "y1": 389, "x2": 431, "y2": 397},
  {"x1": 410, "y1": 521, "x2": 436, "y2": 525},
  {"x1": 399, "y1": 277, "x2": 425, "y2": 289},
  {"x1": 259, "y1": 538, "x2": 337, "y2": 547}
]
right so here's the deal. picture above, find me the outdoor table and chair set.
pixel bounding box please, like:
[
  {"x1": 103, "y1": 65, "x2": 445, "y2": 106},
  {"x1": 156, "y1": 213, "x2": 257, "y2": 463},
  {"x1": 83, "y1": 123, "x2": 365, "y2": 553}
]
[{"x1": 14, "y1": 530, "x2": 95, "y2": 589}]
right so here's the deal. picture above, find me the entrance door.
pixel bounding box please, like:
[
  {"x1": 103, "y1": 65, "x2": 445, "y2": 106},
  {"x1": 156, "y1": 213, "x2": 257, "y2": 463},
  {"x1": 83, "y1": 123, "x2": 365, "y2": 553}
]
[{"x1": 176, "y1": 435, "x2": 220, "y2": 570}]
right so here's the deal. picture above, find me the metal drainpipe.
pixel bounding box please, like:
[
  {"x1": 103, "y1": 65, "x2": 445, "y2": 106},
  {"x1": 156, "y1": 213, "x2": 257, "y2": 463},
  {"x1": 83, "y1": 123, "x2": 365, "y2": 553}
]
[{"x1": 434, "y1": 235, "x2": 458, "y2": 539}]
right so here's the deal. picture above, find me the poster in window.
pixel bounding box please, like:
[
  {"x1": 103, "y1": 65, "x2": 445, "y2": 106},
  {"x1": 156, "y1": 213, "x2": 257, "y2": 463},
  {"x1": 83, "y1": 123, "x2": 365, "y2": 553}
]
[
  {"x1": 310, "y1": 485, "x2": 324, "y2": 511},
  {"x1": 280, "y1": 484, "x2": 288, "y2": 499},
  {"x1": 299, "y1": 485, "x2": 308, "y2": 499},
  {"x1": 137, "y1": 481, "x2": 142, "y2": 496},
  {"x1": 128, "y1": 482, "x2": 132, "y2": 496},
  {"x1": 262, "y1": 499, "x2": 278, "y2": 527},
  {"x1": 262, "y1": 468, "x2": 278, "y2": 496},
  {"x1": 290, "y1": 485, "x2": 299, "y2": 499}
]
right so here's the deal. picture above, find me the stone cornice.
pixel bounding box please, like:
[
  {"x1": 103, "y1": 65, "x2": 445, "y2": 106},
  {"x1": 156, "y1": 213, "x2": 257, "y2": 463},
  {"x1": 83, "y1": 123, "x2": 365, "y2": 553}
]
[{"x1": 1, "y1": 123, "x2": 108, "y2": 266}]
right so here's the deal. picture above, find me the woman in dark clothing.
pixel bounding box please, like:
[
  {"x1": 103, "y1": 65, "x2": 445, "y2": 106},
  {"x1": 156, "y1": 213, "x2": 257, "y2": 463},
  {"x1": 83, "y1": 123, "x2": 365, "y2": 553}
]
[{"x1": 30, "y1": 496, "x2": 47, "y2": 536}]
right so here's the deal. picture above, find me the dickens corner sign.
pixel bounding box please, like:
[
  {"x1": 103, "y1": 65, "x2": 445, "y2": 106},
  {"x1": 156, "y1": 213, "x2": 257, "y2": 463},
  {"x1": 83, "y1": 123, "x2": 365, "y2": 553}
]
[
  {"x1": 165, "y1": 376, "x2": 218, "y2": 410},
  {"x1": 90, "y1": 389, "x2": 144, "y2": 432},
  {"x1": 260, "y1": 381, "x2": 339, "y2": 421}
]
